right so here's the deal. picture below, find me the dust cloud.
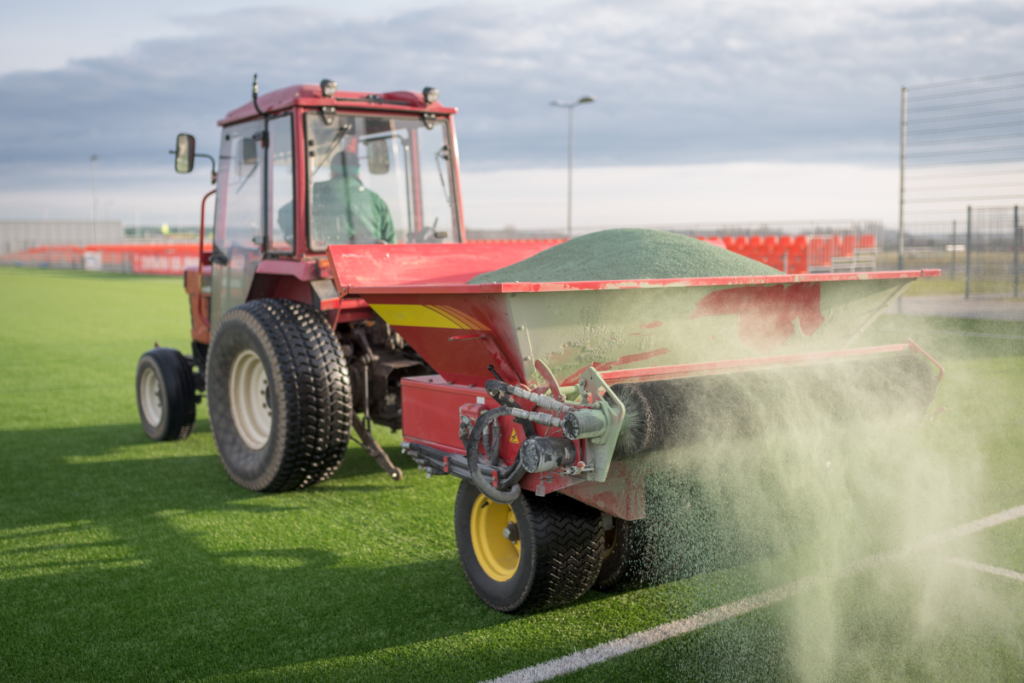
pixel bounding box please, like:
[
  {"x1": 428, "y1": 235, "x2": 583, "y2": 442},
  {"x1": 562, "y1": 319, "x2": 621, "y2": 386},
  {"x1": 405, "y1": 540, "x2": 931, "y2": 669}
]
[{"x1": 622, "y1": 352, "x2": 1021, "y2": 680}]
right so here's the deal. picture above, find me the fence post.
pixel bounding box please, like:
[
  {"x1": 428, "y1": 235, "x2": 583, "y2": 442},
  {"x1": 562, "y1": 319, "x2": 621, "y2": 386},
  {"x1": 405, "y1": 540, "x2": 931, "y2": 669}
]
[
  {"x1": 898, "y1": 87, "x2": 907, "y2": 272},
  {"x1": 1015, "y1": 205, "x2": 1020, "y2": 299},
  {"x1": 951, "y1": 220, "x2": 956, "y2": 280},
  {"x1": 965, "y1": 206, "x2": 972, "y2": 299}
]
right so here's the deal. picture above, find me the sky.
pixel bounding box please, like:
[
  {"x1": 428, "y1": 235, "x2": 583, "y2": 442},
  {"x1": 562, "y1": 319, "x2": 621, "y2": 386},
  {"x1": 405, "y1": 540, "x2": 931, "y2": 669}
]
[{"x1": 0, "y1": 0, "x2": 1021, "y2": 230}]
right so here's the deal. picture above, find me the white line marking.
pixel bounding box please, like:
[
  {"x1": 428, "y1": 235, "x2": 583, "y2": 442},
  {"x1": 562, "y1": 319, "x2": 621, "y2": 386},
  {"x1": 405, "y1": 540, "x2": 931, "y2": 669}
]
[
  {"x1": 485, "y1": 504, "x2": 1024, "y2": 683},
  {"x1": 948, "y1": 557, "x2": 1024, "y2": 583}
]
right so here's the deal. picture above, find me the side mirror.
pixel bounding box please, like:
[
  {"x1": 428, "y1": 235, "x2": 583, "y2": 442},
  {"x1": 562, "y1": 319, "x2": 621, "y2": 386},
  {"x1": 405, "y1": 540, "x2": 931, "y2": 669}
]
[
  {"x1": 366, "y1": 139, "x2": 390, "y2": 175},
  {"x1": 175, "y1": 133, "x2": 195, "y2": 173}
]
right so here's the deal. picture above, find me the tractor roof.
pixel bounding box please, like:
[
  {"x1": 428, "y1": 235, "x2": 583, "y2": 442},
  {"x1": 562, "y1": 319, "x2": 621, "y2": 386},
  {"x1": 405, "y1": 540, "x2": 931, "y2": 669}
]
[{"x1": 219, "y1": 84, "x2": 457, "y2": 126}]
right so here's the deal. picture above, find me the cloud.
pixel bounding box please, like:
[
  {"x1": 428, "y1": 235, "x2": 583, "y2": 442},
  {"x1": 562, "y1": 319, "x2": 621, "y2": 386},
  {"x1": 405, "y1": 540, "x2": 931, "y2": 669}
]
[{"x1": 0, "y1": 0, "x2": 1020, "y2": 220}]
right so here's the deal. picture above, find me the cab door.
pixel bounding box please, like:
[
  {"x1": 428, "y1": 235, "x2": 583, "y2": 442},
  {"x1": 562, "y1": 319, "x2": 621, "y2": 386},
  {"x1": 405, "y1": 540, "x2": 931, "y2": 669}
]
[{"x1": 210, "y1": 118, "x2": 265, "y2": 326}]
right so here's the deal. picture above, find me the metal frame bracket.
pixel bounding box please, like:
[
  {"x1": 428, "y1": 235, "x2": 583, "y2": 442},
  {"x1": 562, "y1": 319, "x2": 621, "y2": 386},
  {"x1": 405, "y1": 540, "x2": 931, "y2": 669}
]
[{"x1": 577, "y1": 367, "x2": 625, "y2": 483}]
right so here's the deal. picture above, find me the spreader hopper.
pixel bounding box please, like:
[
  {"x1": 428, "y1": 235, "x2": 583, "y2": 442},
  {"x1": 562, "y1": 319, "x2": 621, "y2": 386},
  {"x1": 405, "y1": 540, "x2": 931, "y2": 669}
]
[
  {"x1": 327, "y1": 242, "x2": 943, "y2": 612},
  {"x1": 330, "y1": 243, "x2": 939, "y2": 383}
]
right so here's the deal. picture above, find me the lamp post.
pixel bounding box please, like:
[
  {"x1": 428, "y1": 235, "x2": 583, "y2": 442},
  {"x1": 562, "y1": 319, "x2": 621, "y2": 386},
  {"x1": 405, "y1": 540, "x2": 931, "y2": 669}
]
[
  {"x1": 90, "y1": 154, "x2": 99, "y2": 242},
  {"x1": 550, "y1": 96, "x2": 594, "y2": 237}
]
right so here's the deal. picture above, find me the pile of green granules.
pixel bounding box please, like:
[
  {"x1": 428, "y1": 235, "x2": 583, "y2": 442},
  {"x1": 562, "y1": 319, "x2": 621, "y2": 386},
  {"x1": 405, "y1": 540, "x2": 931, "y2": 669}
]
[{"x1": 468, "y1": 229, "x2": 781, "y2": 283}]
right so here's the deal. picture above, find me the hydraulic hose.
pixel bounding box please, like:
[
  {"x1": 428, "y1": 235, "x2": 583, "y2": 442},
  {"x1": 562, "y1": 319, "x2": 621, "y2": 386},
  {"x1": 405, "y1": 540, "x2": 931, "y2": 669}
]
[{"x1": 465, "y1": 406, "x2": 525, "y2": 504}]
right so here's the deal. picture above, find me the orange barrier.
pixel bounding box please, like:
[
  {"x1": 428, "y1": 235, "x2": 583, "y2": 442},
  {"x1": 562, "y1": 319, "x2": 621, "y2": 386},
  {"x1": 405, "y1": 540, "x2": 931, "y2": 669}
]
[
  {"x1": 698, "y1": 233, "x2": 876, "y2": 274},
  {"x1": 1, "y1": 243, "x2": 204, "y2": 275}
]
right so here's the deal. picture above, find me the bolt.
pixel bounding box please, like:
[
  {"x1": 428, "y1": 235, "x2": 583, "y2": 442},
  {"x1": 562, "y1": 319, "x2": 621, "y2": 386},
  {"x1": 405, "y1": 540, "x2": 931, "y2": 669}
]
[{"x1": 502, "y1": 522, "x2": 520, "y2": 543}]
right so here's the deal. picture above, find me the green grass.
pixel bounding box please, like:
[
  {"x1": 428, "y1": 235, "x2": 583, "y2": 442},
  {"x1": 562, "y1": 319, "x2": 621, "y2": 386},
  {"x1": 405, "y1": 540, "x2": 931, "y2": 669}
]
[
  {"x1": 1, "y1": 267, "x2": 1023, "y2": 682},
  {"x1": 876, "y1": 251, "x2": 1023, "y2": 298}
]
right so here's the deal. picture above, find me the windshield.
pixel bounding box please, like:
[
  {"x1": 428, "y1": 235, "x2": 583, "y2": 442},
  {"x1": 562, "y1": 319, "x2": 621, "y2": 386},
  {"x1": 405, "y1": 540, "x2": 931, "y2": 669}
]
[{"x1": 303, "y1": 112, "x2": 458, "y2": 249}]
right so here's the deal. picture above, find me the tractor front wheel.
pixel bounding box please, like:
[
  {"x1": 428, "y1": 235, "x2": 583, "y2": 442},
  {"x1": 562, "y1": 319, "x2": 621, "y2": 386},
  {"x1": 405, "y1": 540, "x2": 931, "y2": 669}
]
[
  {"x1": 454, "y1": 480, "x2": 603, "y2": 613},
  {"x1": 136, "y1": 347, "x2": 196, "y2": 441},
  {"x1": 207, "y1": 299, "x2": 352, "y2": 492}
]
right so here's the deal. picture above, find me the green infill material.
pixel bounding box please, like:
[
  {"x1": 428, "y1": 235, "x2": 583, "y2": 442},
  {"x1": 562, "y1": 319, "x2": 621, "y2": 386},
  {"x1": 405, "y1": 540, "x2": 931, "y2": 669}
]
[{"x1": 468, "y1": 229, "x2": 782, "y2": 284}]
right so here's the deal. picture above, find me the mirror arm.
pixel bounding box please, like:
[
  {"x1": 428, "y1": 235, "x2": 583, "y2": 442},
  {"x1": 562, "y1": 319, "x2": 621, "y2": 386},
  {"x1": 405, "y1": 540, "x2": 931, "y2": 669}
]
[
  {"x1": 195, "y1": 153, "x2": 218, "y2": 184},
  {"x1": 209, "y1": 244, "x2": 229, "y2": 266}
]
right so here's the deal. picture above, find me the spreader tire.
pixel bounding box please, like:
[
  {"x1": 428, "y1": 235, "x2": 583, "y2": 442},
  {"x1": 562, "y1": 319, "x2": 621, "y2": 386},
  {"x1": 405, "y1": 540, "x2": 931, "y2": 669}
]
[
  {"x1": 593, "y1": 517, "x2": 655, "y2": 591},
  {"x1": 207, "y1": 299, "x2": 352, "y2": 492},
  {"x1": 136, "y1": 348, "x2": 196, "y2": 441},
  {"x1": 454, "y1": 480, "x2": 603, "y2": 613}
]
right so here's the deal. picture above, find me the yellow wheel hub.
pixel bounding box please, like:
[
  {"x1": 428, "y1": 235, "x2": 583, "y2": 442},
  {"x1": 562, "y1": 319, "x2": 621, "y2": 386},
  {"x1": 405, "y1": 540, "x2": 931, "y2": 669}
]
[{"x1": 469, "y1": 494, "x2": 521, "y2": 582}]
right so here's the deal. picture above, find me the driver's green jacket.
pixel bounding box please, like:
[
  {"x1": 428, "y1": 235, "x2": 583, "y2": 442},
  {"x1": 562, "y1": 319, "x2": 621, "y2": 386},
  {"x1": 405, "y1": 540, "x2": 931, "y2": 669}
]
[
  {"x1": 279, "y1": 174, "x2": 395, "y2": 247},
  {"x1": 311, "y1": 175, "x2": 395, "y2": 245}
]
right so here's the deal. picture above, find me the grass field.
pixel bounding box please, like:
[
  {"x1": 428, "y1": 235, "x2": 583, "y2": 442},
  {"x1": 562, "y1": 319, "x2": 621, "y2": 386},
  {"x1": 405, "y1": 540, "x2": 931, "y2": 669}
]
[
  {"x1": 1, "y1": 266, "x2": 1023, "y2": 682},
  {"x1": 877, "y1": 250, "x2": 1023, "y2": 299}
]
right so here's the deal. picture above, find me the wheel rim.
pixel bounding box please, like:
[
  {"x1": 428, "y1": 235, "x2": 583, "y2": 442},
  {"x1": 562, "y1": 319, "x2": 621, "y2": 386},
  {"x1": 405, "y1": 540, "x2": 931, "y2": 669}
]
[
  {"x1": 139, "y1": 366, "x2": 163, "y2": 426},
  {"x1": 229, "y1": 349, "x2": 272, "y2": 450},
  {"x1": 470, "y1": 494, "x2": 521, "y2": 582}
]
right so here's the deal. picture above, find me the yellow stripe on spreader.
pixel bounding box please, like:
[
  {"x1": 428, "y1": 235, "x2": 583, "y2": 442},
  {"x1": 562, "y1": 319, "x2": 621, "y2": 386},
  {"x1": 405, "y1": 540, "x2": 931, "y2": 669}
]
[
  {"x1": 432, "y1": 305, "x2": 489, "y2": 331},
  {"x1": 371, "y1": 304, "x2": 487, "y2": 330}
]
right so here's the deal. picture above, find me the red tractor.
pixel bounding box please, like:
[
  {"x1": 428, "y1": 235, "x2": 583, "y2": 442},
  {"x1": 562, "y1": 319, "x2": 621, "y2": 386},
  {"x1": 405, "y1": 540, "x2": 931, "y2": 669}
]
[
  {"x1": 137, "y1": 77, "x2": 472, "y2": 485},
  {"x1": 138, "y1": 77, "x2": 943, "y2": 613}
]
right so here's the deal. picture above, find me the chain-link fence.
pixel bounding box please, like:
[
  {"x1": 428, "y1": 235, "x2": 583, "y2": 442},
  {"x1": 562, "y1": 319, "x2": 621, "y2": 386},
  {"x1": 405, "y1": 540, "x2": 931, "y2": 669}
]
[{"x1": 898, "y1": 72, "x2": 1024, "y2": 302}]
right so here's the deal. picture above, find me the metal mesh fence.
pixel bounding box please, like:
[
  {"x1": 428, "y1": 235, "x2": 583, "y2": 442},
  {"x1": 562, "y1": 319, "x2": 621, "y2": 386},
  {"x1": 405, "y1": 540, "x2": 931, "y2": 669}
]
[{"x1": 898, "y1": 72, "x2": 1024, "y2": 300}]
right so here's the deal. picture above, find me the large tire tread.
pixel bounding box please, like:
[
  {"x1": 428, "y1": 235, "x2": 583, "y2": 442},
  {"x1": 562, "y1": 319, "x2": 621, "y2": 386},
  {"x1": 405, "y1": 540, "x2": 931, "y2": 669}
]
[
  {"x1": 209, "y1": 299, "x2": 351, "y2": 492},
  {"x1": 521, "y1": 493, "x2": 604, "y2": 612}
]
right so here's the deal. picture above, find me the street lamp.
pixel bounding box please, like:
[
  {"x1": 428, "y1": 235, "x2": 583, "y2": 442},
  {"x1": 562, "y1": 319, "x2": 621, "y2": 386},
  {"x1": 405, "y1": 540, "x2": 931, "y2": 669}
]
[
  {"x1": 90, "y1": 154, "x2": 99, "y2": 242},
  {"x1": 550, "y1": 96, "x2": 594, "y2": 237}
]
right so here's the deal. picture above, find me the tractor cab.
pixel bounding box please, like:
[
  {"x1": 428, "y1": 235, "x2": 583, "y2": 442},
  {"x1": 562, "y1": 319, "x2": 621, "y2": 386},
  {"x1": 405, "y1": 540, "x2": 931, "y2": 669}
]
[{"x1": 175, "y1": 80, "x2": 465, "y2": 341}]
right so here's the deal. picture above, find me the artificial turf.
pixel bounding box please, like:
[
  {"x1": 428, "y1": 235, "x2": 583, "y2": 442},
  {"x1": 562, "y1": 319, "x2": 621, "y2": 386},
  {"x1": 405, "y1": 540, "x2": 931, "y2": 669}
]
[{"x1": 0, "y1": 266, "x2": 1022, "y2": 682}]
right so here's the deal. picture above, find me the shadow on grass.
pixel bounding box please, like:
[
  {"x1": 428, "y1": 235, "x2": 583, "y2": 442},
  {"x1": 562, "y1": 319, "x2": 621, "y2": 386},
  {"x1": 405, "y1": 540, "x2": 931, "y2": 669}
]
[{"x1": 0, "y1": 422, "x2": 498, "y2": 682}]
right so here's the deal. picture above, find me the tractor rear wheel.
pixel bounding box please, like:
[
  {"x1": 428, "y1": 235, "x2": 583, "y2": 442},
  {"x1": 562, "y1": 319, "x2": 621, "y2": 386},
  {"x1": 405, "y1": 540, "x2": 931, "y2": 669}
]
[
  {"x1": 454, "y1": 480, "x2": 603, "y2": 613},
  {"x1": 207, "y1": 299, "x2": 352, "y2": 492},
  {"x1": 136, "y1": 347, "x2": 196, "y2": 441}
]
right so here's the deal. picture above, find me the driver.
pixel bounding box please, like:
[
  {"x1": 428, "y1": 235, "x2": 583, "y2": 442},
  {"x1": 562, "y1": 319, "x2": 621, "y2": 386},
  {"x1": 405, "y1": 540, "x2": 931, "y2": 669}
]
[{"x1": 309, "y1": 140, "x2": 395, "y2": 245}]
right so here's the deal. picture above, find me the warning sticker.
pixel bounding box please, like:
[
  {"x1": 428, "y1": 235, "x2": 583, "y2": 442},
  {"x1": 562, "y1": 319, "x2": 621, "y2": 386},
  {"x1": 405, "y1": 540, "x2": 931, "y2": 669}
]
[{"x1": 509, "y1": 430, "x2": 520, "y2": 444}]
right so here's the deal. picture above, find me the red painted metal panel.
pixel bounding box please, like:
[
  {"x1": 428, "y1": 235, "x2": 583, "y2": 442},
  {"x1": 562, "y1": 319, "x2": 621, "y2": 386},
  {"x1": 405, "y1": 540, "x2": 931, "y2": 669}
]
[
  {"x1": 344, "y1": 269, "x2": 939, "y2": 296},
  {"x1": 691, "y1": 282, "x2": 825, "y2": 352},
  {"x1": 558, "y1": 461, "x2": 647, "y2": 521},
  {"x1": 401, "y1": 376, "x2": 529, "y2": 464},
  {"x1": 326, "y1": 242, "x2": 558, "y2": 292},
  {"x1": 402, "y1": 376, "x2": 489, "y2": 453},
  {"x1": 374, "y1": 290, "x2": 523, "y2": 386},
  {"x1": 255, "y1": 258, "x2": 317, "y2": 281},
  {"x1": 218, "y1": 84, "x2": 457, "y2": 126}
]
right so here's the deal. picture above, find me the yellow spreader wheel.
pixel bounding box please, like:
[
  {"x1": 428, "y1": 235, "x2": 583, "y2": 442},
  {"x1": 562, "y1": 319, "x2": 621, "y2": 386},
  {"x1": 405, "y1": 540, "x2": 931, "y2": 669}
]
[
  {"x1": 454, "y1": 480, "x2": 603, "y2": 613},
  {"x1": 469, "y1": 494, "x2": 521, "y2": 582}
]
